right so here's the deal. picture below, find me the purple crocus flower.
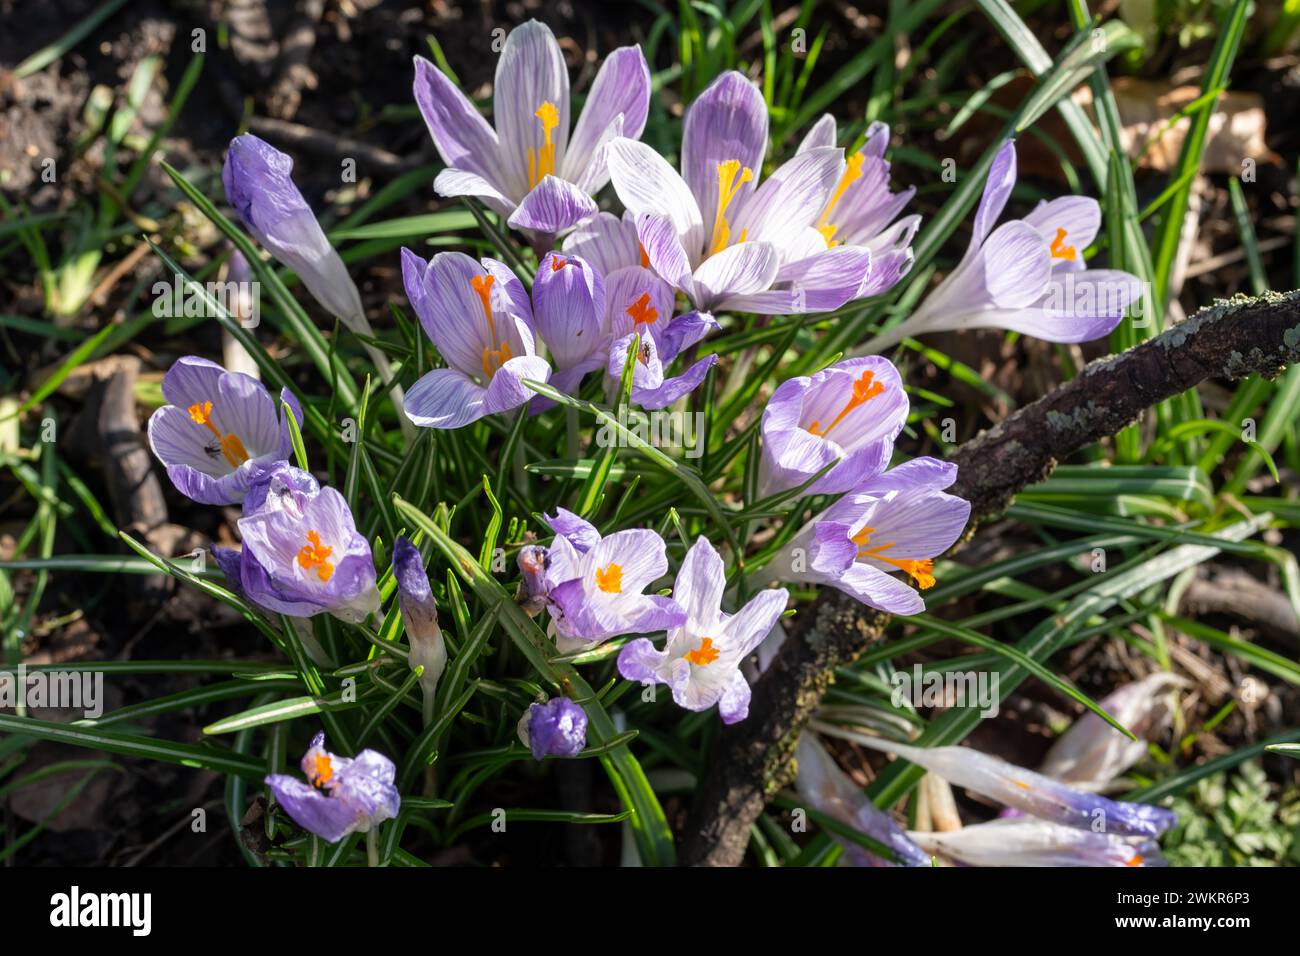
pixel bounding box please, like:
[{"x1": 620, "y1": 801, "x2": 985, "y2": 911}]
[
  {"x1": 529, "y1": 251, "x2": 609, "y2": 397},
  {"x1": 758, "y1": 355, "x2": 908, "y2": 497},
  {"x1": 763, "y1": 457, "x2": 970, "y2": 615},
  {"x1": 234, "y1": 464, "x2": 380, "y2": 623},
  {"x1": 413, "y1": 20, "x2": 650, "y2": 236},
  {"x1": 855, "y1": 736, "x2": 1177, "y2": 838},
  {"x1": 797, "y1": 116, "x2": 919, "y2": 298},
  {"x1": 517, "y1": 697, "x2": 588, "y2": 759},
  {"x1": 861, "y1": 140, "x2": 1143, "y2": 352},
  {"x1": 795, "y1": 734, "x2": 931, "y2": 866},
  {"x1": 400, "y1": 250, "x2": 551, "y2": 428},
  {"x1": 607, "y1": 71, "x2": 876, "y2": 314},
  {"x1": 265, "y1": 732, "x2": 400, "y2": 843},
  {"x1": 392, "y1": 536, "x2": 447, "y2": 709},
  {"x1": 223, "y1": 136, "x2": 409, "y2": 435},
  {"x1": 617, "y1": 537, "x2": 788, "y2": 724},
  {"x1": 908, "y1": 817, "x2": 1166, "y2": 867},
  {"x1": 146, "y1": 356, "x2": 303, "y2": 505},
  {"x1": 544, "y1": 520, "x2": 685, "y2": 652}
]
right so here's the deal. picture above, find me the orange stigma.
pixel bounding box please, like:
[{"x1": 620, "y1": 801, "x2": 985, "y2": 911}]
[
  {"x1": 626, "y1": 291, "x2": 659, "y2": 327},
  {"x1": 470, "y1": 273, "x2": 513, "y2": 378},
  {"x1": 1125, "y1": 855, "x2": 1143, "y2": 867},
  {"x1": 186, "y1": 400, "x2": 250, "y2": 468},
  {"x1": 639, "y1": 243, "x2": 650, "y2": 268},
  {"x1": 550, "y1": 256, "x2": 567, "y2": 271},
  {"x1": 528, "y1": 101, "x2": 560, "y2": 188},
  {"x1": 816, "y1": 152, "x2": 865, "y2": 246},
  {"x1": 1049, "y1": 227, "x2": 1076, "y2": 261},
  {"x1": 851, "y1": 527, "x2": 936, "y2": 589},
  {"x1": 709, "y1": 159, "x2": 753, "y2": 256},
  {"x1": 807, "y1": 370, "x2": 886, "y2": 438},
  {"x1": 297, "y1": 529, "x2": 336, "y2": 582},
  {"x1": 683, "y1": 637, "x2": 720, "y2": 666},
  {"x1": 310, "y1": 752, "x2": 334, "y2": 788},
  {"x1": 595, "y1": 563, "x2": 623, "y2": 593}
]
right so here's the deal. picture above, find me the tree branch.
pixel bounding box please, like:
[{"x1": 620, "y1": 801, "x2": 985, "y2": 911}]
[{"x1": 681, "y1": 290, "x2": 1300, "y2": 866}]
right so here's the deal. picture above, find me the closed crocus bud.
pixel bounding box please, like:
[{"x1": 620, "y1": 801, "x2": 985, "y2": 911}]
[
  {"x1": 908, "y1": 817, "x2": 1166, "y2": 867},
  {"x1": 517, "y1": 697, "x2": 588, "y2": 759},
  {"x1": 223, "y1": 134, "x2": 364, "y2": 326},
  {"x1": 392, "y1": 536, "x2": 447, "y2": 722},
  {"x1": 532, "y1": 252, "x2": 607, "y2": 383},
  {"x1": 516, "y1": 545, "x2": 551, "y2": 616}
]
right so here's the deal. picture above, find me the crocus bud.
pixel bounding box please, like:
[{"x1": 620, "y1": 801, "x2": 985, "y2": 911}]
[
  {"x1": 517, "y1": 697, "x2": 588, "y2": 759},
  {"x1": 516, "y1": 545, "x2": 551, "y2": 616},
  {"x1": 222, "y1": 134, "x2": 364, "y2": 326},
  {"x1": 392, "y1": 536, "x2": 447, "y2": 714}
]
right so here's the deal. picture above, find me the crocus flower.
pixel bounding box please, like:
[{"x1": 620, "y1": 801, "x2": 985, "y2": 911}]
[
  {"x1": 907, "y1": 817, "x2": 1167, "y2": 867},
  {"x1": 1039, "y1": 673, "x2": 1186, "y2": 789},
  {"x1": 607, "y1": 71, "x2": 876, "y2": 314},
  {"x1": 222, "y1": 135, "x2": 411, "y2": 436},
  {"x1": 617, "y1": 537, "x2": 788, "y2": 724},
  {"x1": 530, "y1": 251, "x2": 608, "y2": 396},
  {"x1": 859, "y1": 140, "x2": 1143, "y2": 353},
  {"x1": 392, "y1": 536, "x2": 447, "y2": 719},
  {"x1": 413, "y1": 20, "x2": 650, "y2": 236},
  {"x1": 763, "y1": 457, "x2": 970, "y2": 615},
  {"x1": 758, "y1": 355, "x2": 908, "y2": 497},
  {"x1": 147, "y1": 356, "x2": 302, "y2": 505},
  {"x1": 544, "y1": 520, "x2": 685, "y2": 652},
  {"x1": 265, "y1": 732, "x2": 400, "y2": 843},
  {"x1": 517, "y1": 697, "x2": 588, "y2": 759},
  {"x1": 797, "y1": 116, "x2": 919, "y2": 297},
  {"x1": 794, "y1": 734, "x2": 931, "y2": 866},
  {"x1": 400, "y1": 250, "x2": 551, "y2": 428},
  {"x1": 234, "y1": 463, "x2": 380, "y2": 623},
  {"x1": 852, "y1": 736, "x2": 1177, "y2": 838}
]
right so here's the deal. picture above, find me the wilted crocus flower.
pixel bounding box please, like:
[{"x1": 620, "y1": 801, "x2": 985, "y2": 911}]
[
  {"x1": 860, "y1": 139, "x2": 1142, "y2": 353},
  {"x1": 758, "y1": 355, "x2": 908, "y2": 497},
  {"x1": 147, "y1": 356, "x2": 302, "y2": 505},
  {"x1": 517, "y1": 697, "x2": 588, "y2": 759},
  {"x1": 853, "y1": 736, "x2": 1177, "y2": 838},
  {"x1": 516, "y1": 545, "x2": 552, "y2": 616},
  {"x1": 392, "y1": 536, "x2": 447, "y2": 722},
  {"x1": 797, "y1": 116, "x2": 919, "y2": 297},
  {"x1": 1040, "y1": 673, "x2": 1186, "y2": 789},
  {"x1": 400, "y1": 250, "x2": 551, "y2": 428},
  {"x1": 795, "y1": 734, "x2": 930, "y2": 866},
  {"x1": 265, "y1": 732, "x2": 400, "y2": 843},
  {"x1": 618, "y1": 537, "x2": 788, "y2": 724},
  {"x1": 608, "y1": 71, "x2": 875, "y2": 314},
  {"x1": 545, "y1": 521, "x2": 685, "y2": 653},
  {"x1": 908, "y1": 817, "x2": 1166, "y2": 867},
  {"x1": 763, "y1": 457, "x2": 970, "y2": 615},
  {"x1": 234, "y1": 464, "x2": 380, "y2": 623},
  {"x1": 413, "y1": 20, "x2": 650, "y2": 236},
  {"x1": 222, "y1": 135, "x2": 410, "y2": 436}
]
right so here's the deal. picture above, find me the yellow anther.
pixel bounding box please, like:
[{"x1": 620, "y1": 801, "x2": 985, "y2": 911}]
[
  {"x1": 709, "y1": 159, "x2": 753, "y2": 256},
  {"x1": 816, "y1": 152, "x2": 865, "y2": 247},
  {"x1": 1050, "y1": 227, "x2": 1077, "y2": 261},
  {"x1": 528, "y1": 101, "x2": 561, "y2": 188}
]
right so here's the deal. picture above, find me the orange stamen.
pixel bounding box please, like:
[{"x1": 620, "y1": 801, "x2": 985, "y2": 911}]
[
  {"x1": 595, "y1": 563, "x2": 622, "y2": 594},
  {"x1": 626, "y1": 291, "x2": 659, "y2": 327},
  {"x1": 528, "y1": 101, "x2": 560, "y2": 188},
  {"x1": 311, "y1": 752, "x2": 334, "y2": 788},
  {"x1": 816, "y1": 152, "x2": 865, "y2": 247},
  {"x1": 852, "y1": 528, "x2": 936, "y2": 589},
  {"x1": 807, "y1": 370, "x2": 886, "y2": 438},
  {"x1": 187, "y1": 400, "x2": 250, "y2": 468},
  {"x1": 709, "y1": 159, "x2": 753, "y2": 256},
  {"x1": 297, "y1": 529, "x2": 336, "y2": 582},
  {"x1": 683, "y1": 637, "x2": 720, "y2": 666},
  {"x1": 1050, "y1": 227, "x2": 1077, "y2": 261}
]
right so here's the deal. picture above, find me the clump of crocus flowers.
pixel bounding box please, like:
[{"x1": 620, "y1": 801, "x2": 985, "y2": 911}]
[{"x1": 137, "y1": 15, "x2": 1163, "y2": 864}]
